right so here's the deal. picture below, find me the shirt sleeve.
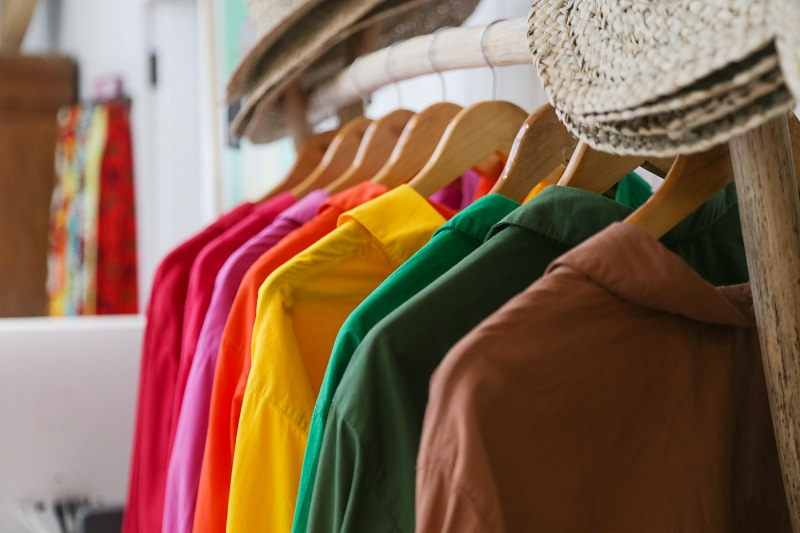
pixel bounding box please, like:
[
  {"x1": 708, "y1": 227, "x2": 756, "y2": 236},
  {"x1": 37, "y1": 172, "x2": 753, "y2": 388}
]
[{"x1": 307, "y1": 405, "x2": 402, "y2": 533}]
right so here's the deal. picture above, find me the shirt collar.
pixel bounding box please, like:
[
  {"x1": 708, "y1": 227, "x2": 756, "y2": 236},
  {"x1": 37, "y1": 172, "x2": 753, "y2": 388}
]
[
  {"x1": 276, "y1": 189, "x2": 330, "y2": 226},
  {"x1": 338, "y1": 185, "x2": 446, "y2": 266},
  {"x1": 548, "y1": 222, "x2": 753, "y2": 327},
  {"x1": 487, "y1": 185, "x2": 636, "y2": 245},
  {"x1": 252, "y1": 190, "x2": 295, "y2": 217},
  {"x1": 488, "y1": 183, "x2": 739, "y2": 249},
  {"x1": 434, "y1": 193, "x2": 521, "y2": 242},
  {"x1": 317, "y1": 182, "x2": 388, "y2": 218}
]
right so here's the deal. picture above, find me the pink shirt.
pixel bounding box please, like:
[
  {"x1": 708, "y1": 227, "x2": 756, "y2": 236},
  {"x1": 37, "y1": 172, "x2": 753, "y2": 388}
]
[
  {"x1": 123, "y1": 202, "x2": 254, "y2": 533},
  {"x1": 169, "y1": 192, "x2": 296, "y2": 456},
  {"x1": 162, "y1": 190, "x2": 328, "y2": 533}
]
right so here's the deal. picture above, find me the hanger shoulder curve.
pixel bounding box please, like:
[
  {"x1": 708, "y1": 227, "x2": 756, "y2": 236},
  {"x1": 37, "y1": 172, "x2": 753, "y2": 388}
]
[
  {"x1": 490, "y1": 103, "x2": 577, "y2": 201},
  {"x1": 325, "y1": 109, "x2": 414, "y2": 195},
  {"x1": 625, "y1": 143, "x2": 732, "y2": 238},
  {"x1": 371, "y1": 102, "x2": 463, "y2": 189},
  {"x1": 258, "y1": 130, "x2": 338, "y2": 202},
  {"x1": 290, "y1": 116, "x2": 372, "y2": 198},
  {"x1": 409, "y1": 101, "x2": 529, "y2": 198}
]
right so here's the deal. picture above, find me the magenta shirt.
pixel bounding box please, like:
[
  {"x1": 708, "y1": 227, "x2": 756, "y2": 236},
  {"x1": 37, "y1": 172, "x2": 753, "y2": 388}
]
[
  {"x1": 162, "y1": 190, "x2": 329, "y2": 533},
  {"x1": 169, "y1": 192, "x2": 296, "y2": 453}
]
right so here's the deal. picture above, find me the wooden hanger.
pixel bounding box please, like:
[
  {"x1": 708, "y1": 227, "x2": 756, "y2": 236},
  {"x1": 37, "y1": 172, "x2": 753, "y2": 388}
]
[
  {"x1": 626, "y1": 112, "x2": 800, "y2": 238},
  {"x1": 371, "y1": 102, "x2": 463, "y2": 189},
  {"x1": 324, "y1": 109, "x2": 414, "y2": 194},
  {"x1": 557, "y1": 141, "x2": 675, "y2": 194},
  {"x1": 489, "y1": 103, "x2": 578, "y2": 202},
  {"x1": 624, "y1": 144, "x2": 732, "y2": 238},
  {"x1": 290, "y1": 116, "x2": 372, "y2": 198},
  {"x1": 408, "y1": 101, "x2": 529, "y2": 198},
  {"x1": 258, "y1": 130, "x2": 338, "y2": 202}
]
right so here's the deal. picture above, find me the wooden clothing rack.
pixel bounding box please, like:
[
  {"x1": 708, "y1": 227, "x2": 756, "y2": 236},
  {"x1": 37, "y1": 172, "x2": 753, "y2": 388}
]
[{"x1": 281, "y1": 17, "x2": 800, "y2": 530}]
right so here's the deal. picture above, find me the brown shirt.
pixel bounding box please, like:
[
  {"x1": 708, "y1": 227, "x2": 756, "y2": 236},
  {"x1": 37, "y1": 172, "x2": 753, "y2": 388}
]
[{"x1": 416, "y1": 222, "x2": 790, "y2": 533}]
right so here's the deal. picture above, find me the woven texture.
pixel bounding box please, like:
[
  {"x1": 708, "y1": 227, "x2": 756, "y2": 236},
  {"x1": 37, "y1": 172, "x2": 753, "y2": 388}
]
[
  {"x1": 527, "y1": 0, "x2": 799, "y2": 156},
  {"x1": 527, "y1": 0, "x2": 773, "y2": 116},
  {"x1": 228, "y1": 0, "x2": 323, "y2": 102},
  {"x1": 231, "y1": 0, "x2": 479, "y2": 143},
  {"x1": 773, "y1": 0, "x2": 800, "y2": 101}
]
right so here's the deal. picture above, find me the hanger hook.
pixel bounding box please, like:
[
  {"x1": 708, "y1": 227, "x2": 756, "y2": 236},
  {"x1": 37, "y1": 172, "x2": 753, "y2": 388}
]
[
  {"x1": 480, "y1": 19, "x2": 505, "y2": 100},
  {"x1": 350, "y1": 55, "x2": 369, "y2": 111},
  {"x1": 383, "y1": 41, "x2": 403, "y2": 109},
  {"x1": 427, "y1": 27, "x2": 450, "y2": 102}
]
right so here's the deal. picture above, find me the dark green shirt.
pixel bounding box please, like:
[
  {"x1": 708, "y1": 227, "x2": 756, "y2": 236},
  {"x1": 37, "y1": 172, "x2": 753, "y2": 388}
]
[{"x1": 307, "y1": 183, "x2": 748, "y2": 533}]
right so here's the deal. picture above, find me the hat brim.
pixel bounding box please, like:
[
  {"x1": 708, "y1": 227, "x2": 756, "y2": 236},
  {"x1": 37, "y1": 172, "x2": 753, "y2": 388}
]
[
  {"x1": 227, "y1": 0, "x2": 325, "y2": 103},
  {"x1": 528, "y1": 0, "x2": 774, "y2": 116},
  {"x1": 233, "y1": 0, "x2": 480, "y2": 143},
  {"x1": 559, "y1": 86, "x2": 794, "y2": 156}
]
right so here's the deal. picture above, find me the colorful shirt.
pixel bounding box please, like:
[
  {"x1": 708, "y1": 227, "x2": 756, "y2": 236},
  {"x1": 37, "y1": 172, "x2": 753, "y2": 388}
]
[
  {"x1": 123, "y1": 202, "x2": 254, "y2": 533},
  {"x1": 162, "y1": 191, "x2": 329, "y2": 533},
  {"x1": 417, "y1": 223, "x2": 789, "y2": 532},
  {"x1": 228, "y1": 186, "x2": 451, "y2": 533},
  {"x1": 293, "y1": 193, "x2": 520, "y2": 533},
  {"x1": 192, "y1": 183, "x2": 387, "y2": 533},
  {"x1": 169, "y1": 193, "x2": 296, "y2": 455},
  {"x1": 307, "y1": 184, "x2": 749, "y2": 533}
]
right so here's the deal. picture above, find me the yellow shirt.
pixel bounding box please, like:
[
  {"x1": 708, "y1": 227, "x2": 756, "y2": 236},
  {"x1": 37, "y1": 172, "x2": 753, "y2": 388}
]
[{"x1": 227, "y1": 185, "x2": 448, "y2": 533}]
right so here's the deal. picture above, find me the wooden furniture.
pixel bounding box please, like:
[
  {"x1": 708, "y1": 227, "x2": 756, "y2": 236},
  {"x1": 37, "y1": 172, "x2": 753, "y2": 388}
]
[{"x1": 0, "y1": 54, "x2": 77, "y2": 317}]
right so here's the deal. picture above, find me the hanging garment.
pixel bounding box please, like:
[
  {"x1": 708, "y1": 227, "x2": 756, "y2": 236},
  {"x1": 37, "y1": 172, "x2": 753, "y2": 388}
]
[
  {"x1": 193, "y1": 182, "x2": 388, "y2": 533},
  {"x1": 47, "y1": 105, "x2": 80, "y2": 315},
  {"x1": 307, "y1": 184, "x2": 749, "y2": 533},
  {"x1": 170, "y1": 192, "x2": 296, "y2": 449},
  {"x1": 162, "y1": 190, "x2": 329, "y2": 533},
  {"x1": 96, "y1": 101, "x2": 138, "y2": 314},
  {"x1": 416, "y1": 222, "x2": 791, "y2": 532},
  {"x1": 81, "y1": 104, "x2": 108, "y2": 314},
  {"x1": 292, "y1": 171, "x2": 607, "y2": 533},
  {"x1": 292, "y1": 192, "x2": 520, "y2": 533},
  {"x1": 228, "y1": 185, "x2": 454, "y2": 533},
  {"x1": 123, "y1": 202, "x2": 254, "y2": 533}
]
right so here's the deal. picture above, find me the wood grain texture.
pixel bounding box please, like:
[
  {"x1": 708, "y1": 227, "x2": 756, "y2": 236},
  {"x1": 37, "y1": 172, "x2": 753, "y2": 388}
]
[
  {"x1": 409, "y1": 101, "x2": 528, "y2": 198},
  {"x1": 258, "y1": 130, "x2": 338, "y2": 202},
  {"x1": 371, "y1": 102, "x2": 462, "y2": 189},
  {"x1": 730, "y1": 114, "x2": 800, "y2": 531},
  {"x1": 490, "y1": 103, "x2": 577, "y2": 202},
  {"x1": 624, "y1": 144, "x2": 733, "y2": 238},
  {"x1": 290, "y1": 116, "x2": 371, "y2": 198},
  {"x1": 325, "y1": 108, "x2": 413, "y2": 194},
  {"x1": 0, "y1": 55, "x2": 76, "y2": 317},
  {"x1": 282, "y1": 81, "x2": 312, "y2": 151}
]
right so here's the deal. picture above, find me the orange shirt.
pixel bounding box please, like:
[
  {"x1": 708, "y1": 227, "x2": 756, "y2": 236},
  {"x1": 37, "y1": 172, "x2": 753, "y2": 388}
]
[{"x1": 192, "y1": 183, "x2": 387, "y2": 533}]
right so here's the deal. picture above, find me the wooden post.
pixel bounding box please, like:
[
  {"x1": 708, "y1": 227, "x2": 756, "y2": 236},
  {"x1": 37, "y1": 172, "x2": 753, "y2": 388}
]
[
  {"x1": 729, "y1": 114, "x2": 800, "y2": 531},
  {"x1": 282, "y1": 81, "x2": 312, "y2": 151}
]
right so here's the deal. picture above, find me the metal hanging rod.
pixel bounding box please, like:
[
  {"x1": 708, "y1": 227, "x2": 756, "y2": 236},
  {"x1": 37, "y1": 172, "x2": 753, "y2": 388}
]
[{"x1": 307, "y1": 17, "x2": 531, "y2": 124}]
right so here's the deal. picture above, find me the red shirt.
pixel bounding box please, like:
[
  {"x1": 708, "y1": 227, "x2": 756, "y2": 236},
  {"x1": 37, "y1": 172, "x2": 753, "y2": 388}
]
[{"x1": 123, "y1": 202, "x2": 254, "y2": 533}]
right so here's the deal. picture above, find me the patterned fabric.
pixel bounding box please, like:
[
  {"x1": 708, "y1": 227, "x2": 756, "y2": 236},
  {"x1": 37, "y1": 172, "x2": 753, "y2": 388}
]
[
  {"x1": 47, "y1": 100, "x2": 138, "y2": 315},
  {"x1": 96, "y1": 101, "x2": 138, "y2": 314}
]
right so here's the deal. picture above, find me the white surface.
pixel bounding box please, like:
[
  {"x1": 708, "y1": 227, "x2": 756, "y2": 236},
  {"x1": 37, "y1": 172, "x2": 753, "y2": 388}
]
[{"x1": 0, "y1": 316, "x2": 144, "y2": 533}]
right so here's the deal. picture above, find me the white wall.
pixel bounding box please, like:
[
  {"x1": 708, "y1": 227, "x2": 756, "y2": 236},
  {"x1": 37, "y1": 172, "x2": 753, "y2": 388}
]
[
  {"x1": 0, "y1": 317, "x2": 143, "y2": 533},
  {"x1": 22, "y1": 0, "x2": 218, "y2": 304}
]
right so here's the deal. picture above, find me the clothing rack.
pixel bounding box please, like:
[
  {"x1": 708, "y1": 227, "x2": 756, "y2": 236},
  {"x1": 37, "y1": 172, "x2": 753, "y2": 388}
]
[{"x1": 292, "y1": 18, "x2": 800, "y2": 529}]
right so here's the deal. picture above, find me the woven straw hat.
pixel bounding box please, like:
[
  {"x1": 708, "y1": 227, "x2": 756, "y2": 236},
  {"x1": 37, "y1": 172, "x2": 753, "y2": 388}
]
[
  {"x1": 228, "y1": 0, "x2": 324, "y2": 103},
  {"x1": 527, "y1": 0, "x2": 798, "y2": 155},
  {"x1": 773, "y1": 0, "x2": 800, "y2": 101},
  {"x1": 232, "y1": 0, "x2": 479, "y2": 143},
  {"x1": 527, "y1": 0, "x2": 775, "y2": 117}
]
